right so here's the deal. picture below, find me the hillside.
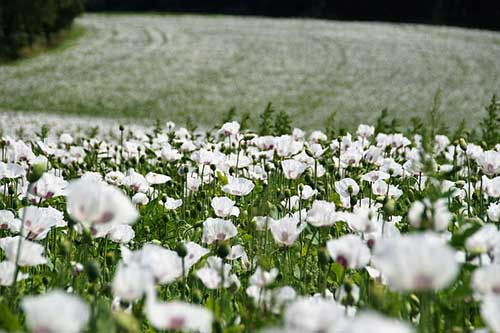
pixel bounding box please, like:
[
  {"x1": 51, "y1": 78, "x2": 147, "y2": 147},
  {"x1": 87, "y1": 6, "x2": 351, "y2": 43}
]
[{"x1": 1, "y1": 13, "x2": 499, "y2": 129}]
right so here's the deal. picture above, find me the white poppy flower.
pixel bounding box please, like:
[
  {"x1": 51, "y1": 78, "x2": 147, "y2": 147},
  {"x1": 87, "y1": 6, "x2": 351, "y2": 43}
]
[
  {"x1": 335, "y1": 178, "x2": 360, "y2": 198},
  {"x1": 222, "y1": 176, "x2": 255, "y2": 196},
  {"x1": 163, "y1": 197, "x2": 182, "y2": 210},
  {"x1": 132, "y1": 192, "x2": 149, "y2": 205},
  {"x1": 18, "y1": 206, "x2": 66, "y2": 240},
  {"x1": 284, "y1": 297, "x2": 347, "y2": 332},
  {"x1": 487, "y1": 202, "x2": 500, "y2": 222},
  {"x1": 472, "y1": 265, "x2": 500, "y2": 299},
  {"x1": 21, "y1": 290, "x2": 90, "y2": 333},
  {"x1": 481, "y1": 295, "x2": 500, "y2": 333},
  {"x1": 477, "y1": 150, "x2": 500, "y2": 176},
  {"x1": 0, "y1": 236, "x2": 47, "y2": 266},
  {"x1": 336, "y1": 311, "x2": 414, "y2": 333},
  {"x1": 146, "y1": 298, "x2": 213, "y2": 333},
  {"x1": 112, "y1": 261, "x2": 153, "y2": 301},
  {"x1": 249, "y1": 267, "x2": 279, "y2": 287},
  {"x1": 122, "y1": 244, "x2": 183, "y2": 284},
  {"x1": 66, "y1": 177, "x2": 138, "y2": 228},
  {"x1": 270, "y1": 215, "x2": 306, "y2": 247},
  {"x1": 196, "y1": 256, "x2": 240, "y2": 290},
  {"x1": 327, "y1": 235, "x2": 371, "y2": 269},
  {"x1": 211, "y1": 196, "x2": 240, "y2": 218},
  {"x1": 145, "y1": 172, "x2": 171, "y2": 185},
  {"x1": 0, "y1": 261, "x2": 29, "y2": 286},
  {"x1": 306, "y1": 200, "x2": 338, "y2": 227},
  {"x1": 202, "y1": 218, "x2": 238, "y2": 244},
  {"x1": 281, "y1": 159, "x2": 306, "y2": 180},
  {"x1": 408, "y1": 198, "x2": 452, "y2": 232},
  {"x1": 465, "y1": 224, "x2": 500, "y2": 254},
  {"x1": 372, "y1": 232, "x2": 459, "y2": 291}
]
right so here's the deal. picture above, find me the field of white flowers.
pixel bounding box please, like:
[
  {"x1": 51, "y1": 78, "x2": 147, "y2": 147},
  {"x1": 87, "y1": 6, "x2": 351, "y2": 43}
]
[
  {"x1": 0, "y1": 98, "x2": 500, "y2": 333},
  {"x1": 1, "y1": 14, "x2": 500, "y2": 128}
]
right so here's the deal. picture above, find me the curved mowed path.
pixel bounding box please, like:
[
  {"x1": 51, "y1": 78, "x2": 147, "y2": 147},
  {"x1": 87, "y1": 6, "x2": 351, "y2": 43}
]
[{"x1": 1, "y1": 14, "x2": 499, "y2": 128}]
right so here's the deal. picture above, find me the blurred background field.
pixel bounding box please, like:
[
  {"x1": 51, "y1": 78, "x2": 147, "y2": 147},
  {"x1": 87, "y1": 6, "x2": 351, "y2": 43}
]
[{"x1": 1, "y1": 13, "x2": 500, "y2": 129}]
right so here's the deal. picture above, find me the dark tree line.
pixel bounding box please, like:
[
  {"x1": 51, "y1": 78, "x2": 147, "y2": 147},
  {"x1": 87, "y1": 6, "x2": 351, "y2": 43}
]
[
  {"x1": 0, "y1": 0, "x2": 84, "y2": 59},
  {"x1": 86, "y1": 0, "x2": 500, "y2": 31}
]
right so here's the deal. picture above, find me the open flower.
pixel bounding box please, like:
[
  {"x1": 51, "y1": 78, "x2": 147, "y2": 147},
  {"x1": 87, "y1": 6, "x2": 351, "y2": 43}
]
[
  {"x1": 249, "y1": 267, "x2": 279, "y2": 287},
  {"x1": 0, "y1": 261, "x2": 29, "y2": 286},
  {"x1": 336, "y1": 311, "x2": 414, "y2": 333},
  {"x1": 372, "y1": 232, "x2": 459, "y2": 291},
  {"x1": 122, "y1": 244, "x2": 183, "y2": 284},
  {"x1": 112, "y1": 261, "x2": 154, "y2": 301},
  {"x1": 327, "y1": 235, "x2": 371, "y2": 269},
  {"x1": 284, "y1": 297, "x2": 347, "y2": 332},
  {"x1": 145, "y1": 172, "x2": 171, "y2": 185},
  {"x1": 335, "y1": 178, "x2": 360, "y2": 198},
  {"x1": 477, "y1": 150, "x2": 500, "y2": 176},
  {"x1": 66, "y1": 177, "x2": 138, "y2": 228},
  {"x1": 0, "y1": 236, "x2": 47, "y2": 266},
  {"x1": 19, "y1": 206, "x2": 66, "y2": 240},
  {"x1": 222, "y1": 176, "x2": 255, "y2": 196},
  {"x1": 408, "y1": 198, "x2": 452, "y2": 232},
  {"x1": 21, "y1": 290, "x2": 90, "y2": 333},
  {"x1": 465, "y1": 224, "x2": 500, "y2": 254},
  {"x1": 306, "y1": 200, "x2": 338, "y2": 227},
  {"x1": 481, "y1": 295, "x2": 500, "y2": 333},
  {"x1": 202, "y1": 218, "x2": 238, "y2": 244},
  {"x1": 196, "y1": 256, "x2": 240, "y2": 290},
  {"x1": 211, "y1": 196, "x2": 240, "y2": 218},
  {"x1": 270, "y1": 215, "x2": 306, "y2": 247},
  {"x1": 281, "y1": 159, "x2": 306, "y2": 180},
  {"x1": 488, "y1": 202, "x2": 500, "y2": 222},
  {"x1": 146, "y1": 298, "x2": 213, "y2": 333},
  {"x1": 472, "y1": 264, "x2": 500, "y2": 299}
]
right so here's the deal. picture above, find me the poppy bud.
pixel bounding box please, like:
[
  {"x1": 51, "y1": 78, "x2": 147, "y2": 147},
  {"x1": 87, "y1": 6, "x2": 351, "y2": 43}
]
[
  {"x1": 85, "y1": 261, "x2": 101, "y2": 283},
  {"x1": 384, "y1": 199, "x2": 396, "y2": 215},
  {"x1": 59, "y1": 239, "x2": 71, "y2": 257},
  {"x1": 243, "y1": 134, "x2": 256, "y2": 141},
  {"x1": 216, "y1": 243, "x2": 231, "y2": 259},
  {"x1": 216, "y1": 171, "x2": 228, "y2": 185},
  {"x1": 82, "y1": 228, "x2": 93, "y2": 244},
  {"x1": 175, "y1": 242, "x2": 188, "y2": 258},
  {"x1": 192, "y1": 288, "x2": 203, "y2": 303},
  {"x1": 459, "y1": 138, "x2": 467, "y2": 150},
  {"x1": 119, "y1": 124, "x2": 124, "y2": 132},
  {"x1": 318, "y1": 247, "x2": 330, "y2": 266},
  {"x1": 214, "y1": 320, "x2": 224, "y2": 333},
  {"x1": 113, "y1": 312, "x2": 140, "y2": 333},
  {"x1": 284, "y1": 188, "x2": 291, "y2": 197},
  {"x1": 27, "y1": 159, "x2": 47, "y2": 183},
  {"x1": 228, "y1": 280, "x2": 239, "y2": 294},
  {"x1": 298, "y1": 183, "x2": 304, "y2": 192}
]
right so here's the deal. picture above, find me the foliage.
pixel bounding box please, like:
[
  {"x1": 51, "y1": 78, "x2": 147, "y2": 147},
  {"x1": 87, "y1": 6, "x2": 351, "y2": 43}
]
[
  {"x1": 0, "y1": 0, "x2": 84, "y2": 59},
  {"x1": 481, "y1": 95, "x2": 500, "y2": 149}
]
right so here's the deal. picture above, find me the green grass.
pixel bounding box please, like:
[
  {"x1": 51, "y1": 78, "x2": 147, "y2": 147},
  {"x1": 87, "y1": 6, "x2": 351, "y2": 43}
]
[{"x1": 0, "y1": 13, "x2": 499, "y2": 129}]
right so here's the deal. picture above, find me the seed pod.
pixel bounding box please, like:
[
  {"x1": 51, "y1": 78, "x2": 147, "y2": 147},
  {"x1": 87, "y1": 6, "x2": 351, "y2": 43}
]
[
  {"x1": 85, "y1": 261, "x2": 101, "y2": 283},
  {"x1": 175, "y1": 242, "x2": 188, "y2": 258},
  {"x1": 216, "y1": 242, "x2": 231, "y2": 259}
]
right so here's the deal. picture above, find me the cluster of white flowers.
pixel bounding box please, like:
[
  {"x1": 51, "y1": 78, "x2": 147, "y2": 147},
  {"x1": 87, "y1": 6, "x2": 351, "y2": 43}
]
[{"x1": 0, "y1": 117, "x2": 499, "y2": 333}]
